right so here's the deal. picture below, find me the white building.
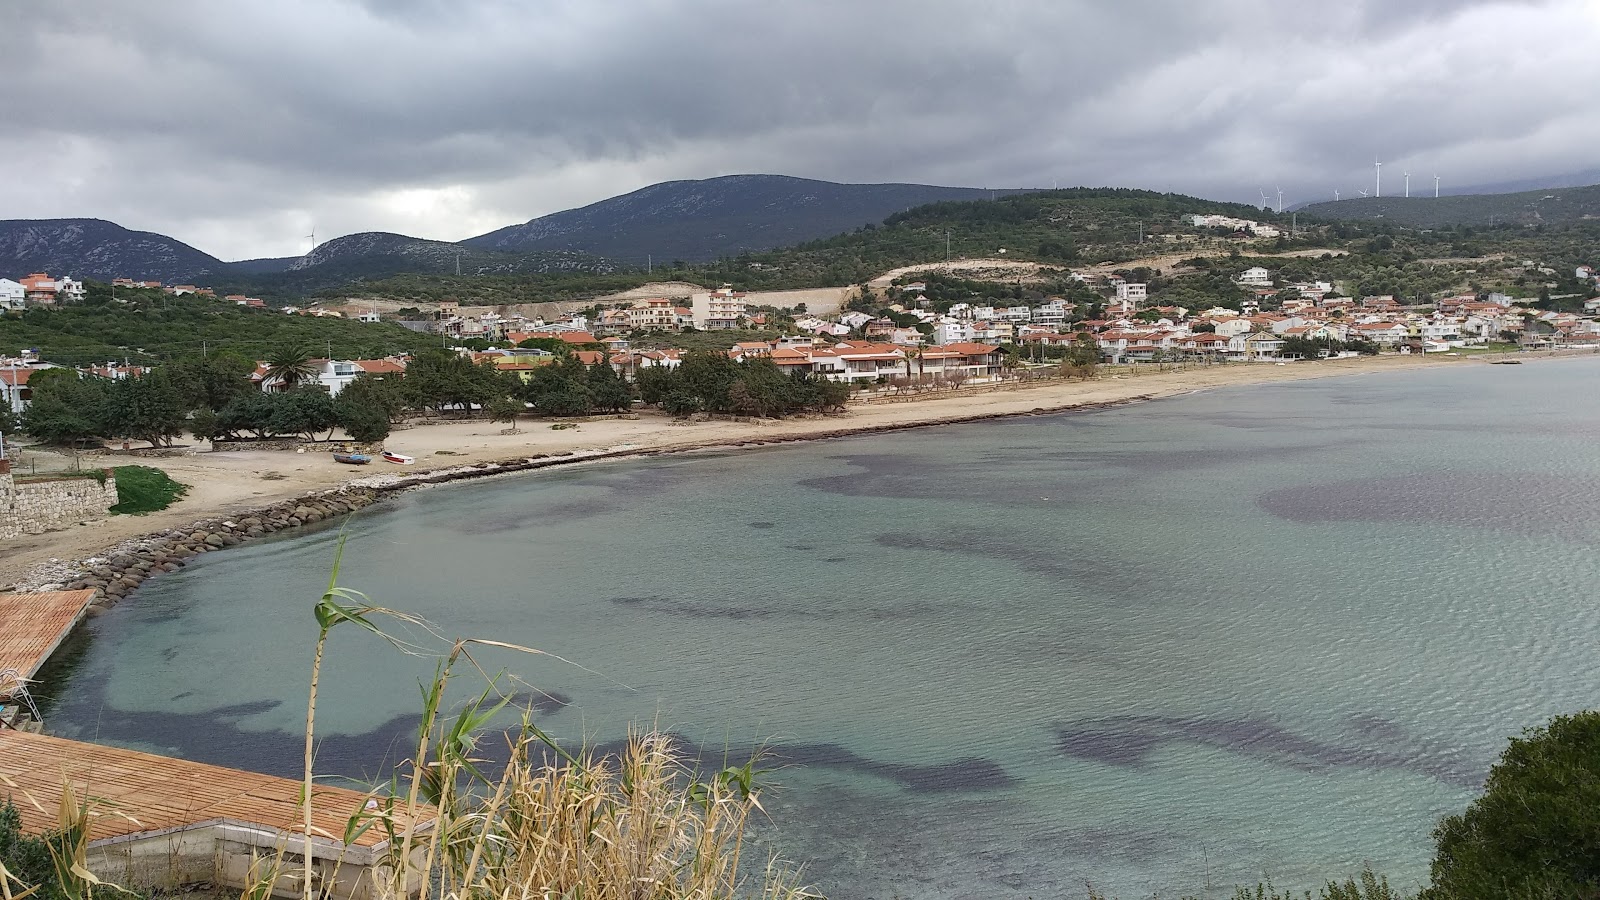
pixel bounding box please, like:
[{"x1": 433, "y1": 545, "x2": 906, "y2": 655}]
[
  {"x1": 57, "y1": 276, "x2": 85, "y2": 303},
  {"x1": 1237, "y1": 267, "x2": 1272, "y2": 286},
  {"x1": 929, "y1": 320, "x2": 973, "y2": 345},
  {"x1": 0, "y1": 279, "x2": 24, "y2": 311},
  {"x1": 1115, "y1": 282, "x2": 1147, "y2": 303},
  {"x1": 690, "y1": 285, "x2": 746, "y2": 330}
]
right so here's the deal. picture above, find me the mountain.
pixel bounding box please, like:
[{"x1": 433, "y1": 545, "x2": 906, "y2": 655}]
[
  {"x1": 463, "y1": 174, "x2": 1034, "y2": 262},
  {"x1": 1300, "y1": 183, "x2": 1600, "y2": 228},
  {"x1": 203, "y1": 231, "x2": 620, "y2": 300},
  {"x1": 0, "y1": 218, "x2": 227, "y2": 282}
]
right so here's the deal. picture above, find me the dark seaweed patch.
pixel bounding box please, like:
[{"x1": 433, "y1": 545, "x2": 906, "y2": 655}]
[
  {"x1": 1259, "y1": 472, "x2": 1600, "y2": 540},
  {"x1": 1053, "y1": 715, "x2": 1478, "y2": 786}
]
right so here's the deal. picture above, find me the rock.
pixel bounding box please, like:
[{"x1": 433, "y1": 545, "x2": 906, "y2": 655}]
[
  {"x1": 190, "y1": 531, "x2": 208, "y2": 543},
  {"x1": 203, "y1": 533, "x2": 226, "y2": 548}
]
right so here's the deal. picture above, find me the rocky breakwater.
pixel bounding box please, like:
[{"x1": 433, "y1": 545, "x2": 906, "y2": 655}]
[
  {"x1": 9, "y1": 449, "x2": 636, "y2": 609},
  {"x1": 21, "y1": 486, "x2": 389, "y2": 612}
]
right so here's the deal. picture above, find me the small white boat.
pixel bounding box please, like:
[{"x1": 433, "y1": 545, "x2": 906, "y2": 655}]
[{"x1": 382, "y1": 451, "x2": 415, "y2": 464}]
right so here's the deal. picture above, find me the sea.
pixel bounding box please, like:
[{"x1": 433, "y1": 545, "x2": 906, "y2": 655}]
[{"x1": 35, "y1": 357, "x2": 1600, "y2": 899}]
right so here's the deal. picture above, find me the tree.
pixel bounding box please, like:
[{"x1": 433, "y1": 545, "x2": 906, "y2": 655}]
[
  {"x1": 263, "y1": 344, "x2": 320, "y2": 391},
  {"x1": 104, "y1": 370, "x2": 188, "y2": 447},
  {"x1": 338, "y1": 373, "x2": 408, "y2": 423},
  {"x1": 166, "y1": 352, "x2": 256, "y2": 412},
  {"x1": 216, "y1": 391, "x2": 278, "y2": 440},
  {"x1": 267, "y1": 389, "x2": 340, "y2": 442},
  {"x1": 22, "y1": 371, "x2": 110, "y2": 447},
  {"x1": 0, "y1": 402, "x2": 15, "y2": 438},
  {"x1": 485, "y1": 394, "x2": 525, "y2": 432},
  {"x1": 336, "y1": 392, "x2": 392, "y2": 443},
  {"x1": 1424, "y1": 711, "x2": 1600, "y2": 899},
  {"x1": 585, "y1": 362, "x2": 633, "y2": 412}
]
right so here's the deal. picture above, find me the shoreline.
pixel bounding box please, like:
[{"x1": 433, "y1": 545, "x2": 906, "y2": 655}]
[{"x1": 3, "y1": 351, "x2": 1581, "y2": 596}]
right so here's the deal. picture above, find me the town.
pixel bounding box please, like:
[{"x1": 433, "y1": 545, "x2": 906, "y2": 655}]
[{"x1": 5, "y1": 254, "x2": 1600, "y2": 421}]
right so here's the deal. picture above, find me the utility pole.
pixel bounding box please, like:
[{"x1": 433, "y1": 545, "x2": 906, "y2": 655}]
[{"x1": 945, "y1": 231, "x2": 951, "y2": 261}]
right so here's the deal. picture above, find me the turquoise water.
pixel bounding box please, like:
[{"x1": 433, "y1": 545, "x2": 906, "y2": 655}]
[{"x1": 38, "y1": 358, "x2": 1600, "y2": 898}]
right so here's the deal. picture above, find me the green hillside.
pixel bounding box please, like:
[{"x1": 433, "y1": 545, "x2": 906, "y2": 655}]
[
  {"x1": 1301, "y1": 183, "x2": 1600, "y2": 228},
  {"x1": 0, "y1": 284, "x2": 438, "y2": 367},
  {"x1": 323, "y1": 188, "x2": 1298, "y2": 305}
]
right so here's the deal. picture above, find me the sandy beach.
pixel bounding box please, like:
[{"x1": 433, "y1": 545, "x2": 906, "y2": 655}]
[{"x1": 0, "y1": 353, "x2": 1500, "y2": 587}]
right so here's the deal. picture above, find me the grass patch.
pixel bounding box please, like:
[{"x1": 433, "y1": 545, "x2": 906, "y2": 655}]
[{"x1": 109, "y1": 465, "x2": 189, "y2": 515}]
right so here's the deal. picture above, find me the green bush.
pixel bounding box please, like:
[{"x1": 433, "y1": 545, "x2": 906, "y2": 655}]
[
  {"x1": 0, "y1": 800, "x2": 60, "y2": 900},
  {"x1": 109, "y1": 465, "x2": 189, "y2": 515},
  {"x1": 1424, "y1": 711, "x2": 1600, "y2": 899}
]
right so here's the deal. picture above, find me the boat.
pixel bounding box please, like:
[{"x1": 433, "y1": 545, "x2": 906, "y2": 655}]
[
  {"x1": 382, "y1": 451, "x2": 414, "y2": 464},
  {"x1": 332, "y1": 452, "x2": 371, "y2": 465},
  {"x1": 1490, "y1": 359, "x2": 1523, "y2": 365}
]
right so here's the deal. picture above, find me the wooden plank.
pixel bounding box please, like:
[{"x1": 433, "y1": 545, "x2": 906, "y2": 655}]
[
  {"x1": 0, "y1": 731, "x2": 426, "y2": 847},
  {"x1": 0, "y1": 591, "x2": 97, "y2": 679}
]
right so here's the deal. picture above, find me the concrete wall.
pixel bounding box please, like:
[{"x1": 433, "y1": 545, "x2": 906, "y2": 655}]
[
  {"x1": 86, "y1": 822, "x2": 420, "y2": 900},
  {"x1": 0, "y1": 462, "x2": 118, "y2": 539}
]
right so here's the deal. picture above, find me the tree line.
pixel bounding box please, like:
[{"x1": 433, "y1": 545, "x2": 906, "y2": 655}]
[{"x1": 6, "y1": 345, "x2": 853, "y2": 449}]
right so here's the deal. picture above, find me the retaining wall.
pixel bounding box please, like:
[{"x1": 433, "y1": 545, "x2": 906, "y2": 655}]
[{"x1": 0, "y1": 461, "x2": 118, "y2": 539}]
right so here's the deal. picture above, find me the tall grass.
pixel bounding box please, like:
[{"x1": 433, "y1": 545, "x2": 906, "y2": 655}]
[{"x1": 295, "y1": 541, "x2": 821, "y2": 900}]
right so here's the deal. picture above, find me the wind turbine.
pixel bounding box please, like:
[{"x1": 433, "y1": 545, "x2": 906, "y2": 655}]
[
  {"x1": 1375, "y1": 161, "x2": 1382, "y2": 198},
  {"x1": 1358, "y1": 189, "x2": 1370, "y2": 198},
  {"x1": 1275, "y1": 186, "x2": 1284, "y2": 213},
  {"x1": 1434, "y1": 174, "x2": 1440, "y2": 198},
  {"x1": 1334, "y1": 189, "x2": 1341, "y2": 201},
  {"x1": 1404, "y1": 171, "x2": 1411, "y2": 198},
  {"x1": 1259, "y1": 189, "x2": 1270, "y2": 210},
  {"x1": 304, "y1": 227, "x2": 316, "y2": 256}
]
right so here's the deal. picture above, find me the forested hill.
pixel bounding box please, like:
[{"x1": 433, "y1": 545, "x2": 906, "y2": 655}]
[
  {"x1": 633, "y1": 188, "x2": 1285, "y2": 288},
  {"x1": 325, "y1": 188, "x2": 1293, "y2": 303},
  {"x1": 462, "y1": 174, "x2": 1035, "y2": 263},
  {"x1": 0, "y1": 284, "x2": 439, "y2": 367},
  {"x1": 1301, "y1": 183, "x2": 1600, "y2": 228}
]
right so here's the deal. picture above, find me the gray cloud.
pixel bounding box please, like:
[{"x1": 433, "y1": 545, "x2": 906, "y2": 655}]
[{"x1": 1, "y1": 0, "x2": 1593, "y2": 260}]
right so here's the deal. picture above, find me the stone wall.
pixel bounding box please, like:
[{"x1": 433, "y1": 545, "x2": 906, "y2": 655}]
[{"x1": 0, "y1": 461, "x2": 119, "y2": 539}]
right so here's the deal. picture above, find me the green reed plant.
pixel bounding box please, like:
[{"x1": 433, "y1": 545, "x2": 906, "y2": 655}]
[{"x1": 299, "y1": 540, "x2": 820, "y2": 900}]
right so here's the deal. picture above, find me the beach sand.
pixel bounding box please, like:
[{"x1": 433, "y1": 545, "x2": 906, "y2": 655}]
[{"x1": 0, "y1": 354, "x2": 1486, "y2": 586}]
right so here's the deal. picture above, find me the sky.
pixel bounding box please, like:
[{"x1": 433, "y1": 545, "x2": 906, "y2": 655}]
[{"x1": 5, "y1": 0, "x2": 1599, "y2": 261}]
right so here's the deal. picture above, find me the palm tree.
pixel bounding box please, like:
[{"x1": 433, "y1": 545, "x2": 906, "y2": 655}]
[{"x1": 263, "y1": 344, "x2": 319, "y2": 392}]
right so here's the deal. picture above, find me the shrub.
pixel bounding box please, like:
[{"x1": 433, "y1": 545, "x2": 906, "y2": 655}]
[{"x1": 1424, "y1": 711, "x2": 1600, "y2": 899}]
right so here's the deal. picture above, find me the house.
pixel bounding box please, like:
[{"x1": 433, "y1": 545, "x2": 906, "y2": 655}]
[
  {"x1": 808, "y1": 342, "x2": 906, "y2": 383},
  {"x1": 0, "y1": 279, "x2": 23, "y2": 311},
  {"x1": 1, "y1": 366, "x2": 36, "y2": 416},
  {"x1": 1114, "y1": 282, "x2": 1147, "y2": 304},
  {"x1": 929, "y1": 320, "x2": 973, "y2": 345},
  {"x1": 690, "y1": 284, "x2": 747, "y2": 330},
  {"x1": 626, "y1": 298, "x2": 682, "y2": 331},
  {"x1": 1352, "y1": 322, "x2": 1408, "y2": 346},
  {"x1": 1237, "y1": 267, "x2": 1272, "y2": 286},
  {"x1": 20, "y1": 274, "x2": 61, "y2": 306},
  {"x1": 254, "y1": 358, "x2": 408, "y2": 395}
]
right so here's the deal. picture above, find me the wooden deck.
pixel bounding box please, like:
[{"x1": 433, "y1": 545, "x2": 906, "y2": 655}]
[
  {"x1": 0, "y1": 590, "x2": 96, "y2": 679},
  {"x1": 0, "y1": 730, "x2": 418, "y2": 849}
]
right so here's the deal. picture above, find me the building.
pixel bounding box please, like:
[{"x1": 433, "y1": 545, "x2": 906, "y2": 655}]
[
  {"x1": 690, "y1": 284, "x2": 747, "y2": 330},
  {"x1": 0, "y1": 279, "x2": 24, "y2": 311},
  {"x1": 1237, "y1": 267, "x2": 1272, "y2": 286},
  {"x1": 19, "y1": 274, "x2": 61, "y2": 306}
]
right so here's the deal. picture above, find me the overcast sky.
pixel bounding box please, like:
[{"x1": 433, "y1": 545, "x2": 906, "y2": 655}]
[{"x1": 4, "y1": 0, "x2": 1598, "y2": 260}]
